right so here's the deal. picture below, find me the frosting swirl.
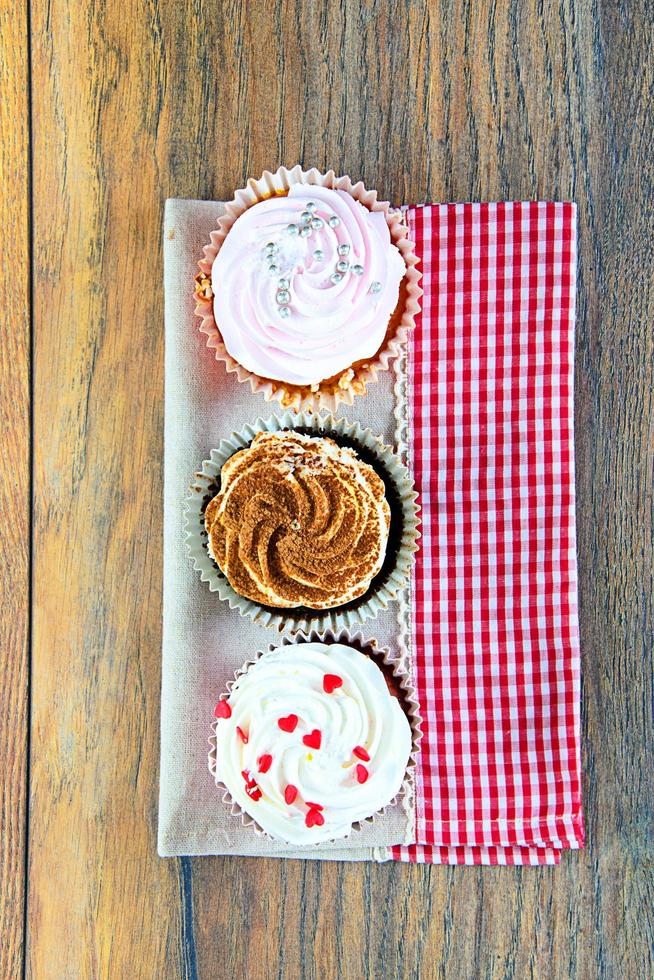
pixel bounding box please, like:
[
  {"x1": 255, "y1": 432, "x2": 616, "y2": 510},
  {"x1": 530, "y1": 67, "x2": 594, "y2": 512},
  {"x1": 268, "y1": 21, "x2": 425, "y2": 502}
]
[
  {"x1": 211, "y1": 185, "x2": 406, "y2": 385},
  {"x1": 204, "y1": 431, "x2": 390, "y2": 609},
  {"x1": 212, "y1": 642, "x2": 412, "y2": 845}
]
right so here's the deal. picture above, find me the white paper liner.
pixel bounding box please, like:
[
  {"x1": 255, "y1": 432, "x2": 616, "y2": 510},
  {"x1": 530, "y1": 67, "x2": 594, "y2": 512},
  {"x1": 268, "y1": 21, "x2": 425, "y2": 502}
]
[
  {"x1": 184, "y1": 411, "x2": 420, "y2": 634},
  {"x1": 194, "y1": 165, "x2": 423, "y2": 412},
  {"x1": 207, "y1": 628, "x2": 423, "y2": 846},
  {"x1": 391, "y1": 346, "x2": 417, "y2": 835}
]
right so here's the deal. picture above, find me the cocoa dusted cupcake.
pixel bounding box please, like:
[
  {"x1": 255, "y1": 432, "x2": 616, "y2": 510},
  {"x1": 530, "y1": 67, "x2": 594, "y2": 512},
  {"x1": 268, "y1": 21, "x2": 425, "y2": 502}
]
[
  {"x1": 186, "y1": 412, "x2": 420, "y2": 632},
  {"x1": 209, "y1": 641, "x2": 414, "y2": 845},
  {"x1": 204, "y1": 430, "x2": 390, "y2": 610}
]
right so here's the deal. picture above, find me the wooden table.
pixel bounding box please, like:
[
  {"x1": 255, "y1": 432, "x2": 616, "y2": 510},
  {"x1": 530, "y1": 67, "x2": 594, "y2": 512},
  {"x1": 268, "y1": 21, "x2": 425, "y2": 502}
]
[{"x1": 2, "y1": 1, "x2": 652, "y2": 977}]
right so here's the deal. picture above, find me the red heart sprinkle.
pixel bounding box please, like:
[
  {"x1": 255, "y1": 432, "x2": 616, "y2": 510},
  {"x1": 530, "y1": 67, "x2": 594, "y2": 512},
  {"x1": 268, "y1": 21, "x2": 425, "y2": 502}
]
[
  {"x1": 323, "y1": 673, "x2": 343, "y2": 694},
  {"x1": 356, "y1": 764, "x2": 369, "y2": 784},
  {"x1": 305, "y1": 808, "x2": 325, "y2": 828},
  {"x1": 305, "y1": 801, "x2": 324, "y2": 810},
  {"x1": 284, "y1": 784, "x2": 298, "y2": 805},
  {"x1": 236, "y1": 726, "x2": 248, "y2": 744},
  {"x1": 258, "y1": 753, "x2": 272, "y2": 773},
  {"x1": 246, "y1": 785, "x2": 262, "y2": 801},
  {"x1": 278, "y1": 714, "x2": 299, "y2": 733},
  {"x1": 302, "y1": 729, "x2": 322, "y2": 750},
  {"x1": 214, "y1": 700, "x2": 232, "y2": 719},
  {"x1": 353, "y1": 745, "x2": 370, "y2": 762}
]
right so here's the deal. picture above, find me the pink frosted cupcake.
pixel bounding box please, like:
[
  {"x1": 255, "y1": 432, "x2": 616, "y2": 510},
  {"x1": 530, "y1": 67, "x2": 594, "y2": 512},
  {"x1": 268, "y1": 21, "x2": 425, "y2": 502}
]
[{"x1": 195, "y1": 167, "x2": 422, "y2": 411}]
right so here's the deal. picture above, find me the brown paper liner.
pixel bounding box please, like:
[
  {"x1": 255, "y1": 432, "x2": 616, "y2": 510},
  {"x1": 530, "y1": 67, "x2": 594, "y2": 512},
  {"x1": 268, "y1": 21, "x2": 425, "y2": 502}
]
[
  {"x1": 194, "y1": 165, "x2": 422, "y2": 412},
  {"x1": 185, "y1": 412, "x2": 420, "y2": 634},
  {"x1": 207, "y1": 629, "x2": 422, "y2": 846}
]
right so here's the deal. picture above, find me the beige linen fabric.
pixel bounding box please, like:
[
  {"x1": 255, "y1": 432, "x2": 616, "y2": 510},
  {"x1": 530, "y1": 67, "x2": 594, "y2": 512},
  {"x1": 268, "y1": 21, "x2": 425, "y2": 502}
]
[{"x1": 159, "y1": 198, "x2": 414, "y2": 859}]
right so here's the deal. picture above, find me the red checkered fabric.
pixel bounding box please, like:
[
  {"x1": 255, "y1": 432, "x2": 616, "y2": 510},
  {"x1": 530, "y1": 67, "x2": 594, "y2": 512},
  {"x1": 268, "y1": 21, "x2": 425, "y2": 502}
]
[{"x1": 392, "y1": 203, "x2": 584, "y2": 866}]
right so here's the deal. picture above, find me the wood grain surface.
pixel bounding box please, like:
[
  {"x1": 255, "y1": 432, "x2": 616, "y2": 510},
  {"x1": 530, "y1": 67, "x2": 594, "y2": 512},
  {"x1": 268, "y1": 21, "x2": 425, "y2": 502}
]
[
  {"x1": 0, "y1": 1, "x2": 30, "y2": 977},
  {"x1": 3, "y1": 0, "x2": 651, "y2": 977}
]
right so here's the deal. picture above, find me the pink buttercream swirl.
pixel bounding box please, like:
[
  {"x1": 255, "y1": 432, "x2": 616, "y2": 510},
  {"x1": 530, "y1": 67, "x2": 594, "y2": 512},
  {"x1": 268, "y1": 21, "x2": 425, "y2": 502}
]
[{"x1": 211, "y1": 185, "x2": 406, "y2": 386}]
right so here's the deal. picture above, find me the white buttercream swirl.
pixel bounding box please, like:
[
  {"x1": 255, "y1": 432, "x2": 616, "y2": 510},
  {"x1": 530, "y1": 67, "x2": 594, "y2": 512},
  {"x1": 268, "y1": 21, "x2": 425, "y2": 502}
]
[
  {"x1": 212, "y1": 643, "x2": 412, "y2": 845},
  {"x1": 211, "y1": 185, "x2": 406, "y2": 385}
]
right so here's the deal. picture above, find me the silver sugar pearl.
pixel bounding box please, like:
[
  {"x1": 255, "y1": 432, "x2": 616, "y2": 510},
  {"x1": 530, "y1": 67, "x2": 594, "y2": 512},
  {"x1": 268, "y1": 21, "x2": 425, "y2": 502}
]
[
  {"x1": 352, "y1": 264, "x2": 364, "y2": 275},
  {"x1": 310, "y1": 217, "x2": 323, "y2": 231},
  {"x1": 300, "y1": 225, "x2": 312, "y2": 237},
  {"x1": 369, "y1": 280, "x2": 382, "y2": 293},
  {"x1": 328, "y1": 215, "x2": 340, "y2": 228},
  {"x1": 278, "y1": 306, "x2": 291, "y2": 318},
  {"x1": 337, "y1": 243, "x2": 351, "y2": 256},
  {"x1": 336, "y1": 259, "x2": 349, "y2": 273},
  {"x1": 277, "y1": 277, "x2": 290, "y2": 290},
  {"x1": 306, "y1": 201, "x2": 317, "y2": 212},
  {"x1": 313, "y1": 249, "x2": 324, "y2": 261},
  {"x1": 330, "y1": 272, "x2": 344, "y2": 284},
  {"x1": 265, "y1": 242, "x2": 277, "y2": 255},
  {"x1": 268, "y1": 263, "x2": 280, "y2": 275},
  {"x1": 276, "y1": 289, "x2": 291, "y2": 305},
  {"x1": 300, "y1": 210, "x2": 312, "y2": 222},
  {"x1": 286, "y1": 223, "x2": 299, "y2": 235}
]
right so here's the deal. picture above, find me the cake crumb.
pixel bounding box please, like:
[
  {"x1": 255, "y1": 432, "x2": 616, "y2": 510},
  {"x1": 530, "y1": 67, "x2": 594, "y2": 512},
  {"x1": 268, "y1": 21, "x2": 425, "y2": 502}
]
[
  {"x1": 338, "y1": 368, "x2": 355, "y2": 390},
  {"x1": 194, "y1": 272, "x2": 213, "y2": 301}
]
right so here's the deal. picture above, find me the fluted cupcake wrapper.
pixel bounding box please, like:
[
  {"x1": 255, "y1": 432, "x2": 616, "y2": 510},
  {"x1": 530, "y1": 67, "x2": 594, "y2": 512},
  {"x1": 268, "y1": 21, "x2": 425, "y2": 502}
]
[
  {"x1": 194, "y1": 164, "x2": 422, "y2": 413},
  {"x1": 184, "y1": 411, "x2": 420, "y2": 634},
  {"x1": 207, "y1": 628, "x2": 422, "y2": 847}
]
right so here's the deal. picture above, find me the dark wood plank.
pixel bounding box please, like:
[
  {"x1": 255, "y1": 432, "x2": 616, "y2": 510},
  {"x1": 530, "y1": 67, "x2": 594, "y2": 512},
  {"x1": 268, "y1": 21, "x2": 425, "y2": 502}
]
[
  {"x1": 27, "y1": 0, "x2": 653, "y2": 977},
  {"x1": 27, "y1": 0, "x2": 184, "y2": 976},
  {"x1": 0, "y1": 0, "x2": 30, "y2": 975}
]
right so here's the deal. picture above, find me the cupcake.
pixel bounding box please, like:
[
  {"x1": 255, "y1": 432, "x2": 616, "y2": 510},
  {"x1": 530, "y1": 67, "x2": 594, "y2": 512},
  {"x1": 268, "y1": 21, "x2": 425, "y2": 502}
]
[
  {"x1": 185, "y1": 411, "x2": 420, "y2": 634},
  {"x1": 195, "y1": 166, "x2": 422, "y2": 412},
  {"x1": 209, "y1": 640, "x2": 414, "y2": 845},
  {"x1": 204, "y1": 430, "x2": 390, "y2": 609}
]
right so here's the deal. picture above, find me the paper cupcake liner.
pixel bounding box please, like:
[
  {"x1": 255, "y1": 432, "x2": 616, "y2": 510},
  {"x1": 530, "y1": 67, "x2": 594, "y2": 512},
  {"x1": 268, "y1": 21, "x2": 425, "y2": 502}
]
[
  {"x1": 207, "y1": 628, "x2": 422, "y2": 846},
  {"x1": 185, "y1": 411, "x2": 420, "y2": 634},
  {"x1": 194, "y1": 164, "x2": 422, "y2": 412}
]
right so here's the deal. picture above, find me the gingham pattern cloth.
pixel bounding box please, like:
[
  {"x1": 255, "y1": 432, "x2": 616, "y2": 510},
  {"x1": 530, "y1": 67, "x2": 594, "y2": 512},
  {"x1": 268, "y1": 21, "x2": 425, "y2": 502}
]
[{"x1": 391, "y1": 202, "x2": 584, "y2": 866}]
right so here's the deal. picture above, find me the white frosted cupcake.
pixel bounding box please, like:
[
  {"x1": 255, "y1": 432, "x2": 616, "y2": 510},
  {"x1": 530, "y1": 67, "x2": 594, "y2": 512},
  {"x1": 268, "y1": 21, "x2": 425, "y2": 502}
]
[
  {"x1": 209, "y1": 640, "x2": 414, "y2": 845},
  {"x1": 195, "y1": 167, "x2": 422, "y2": 411}
]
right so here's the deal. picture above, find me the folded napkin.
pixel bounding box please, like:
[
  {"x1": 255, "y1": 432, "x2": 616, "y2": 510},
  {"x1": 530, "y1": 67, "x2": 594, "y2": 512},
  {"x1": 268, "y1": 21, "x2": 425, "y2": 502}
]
[
  {"x1": 159, "y1": 198, "x2": 584, "y2": 866},
  {"x1": 159, "y1": 199, "x2": 413, "y2": 859},
  {"x1": 391, "y1": 203, "x2": 584, "y2": 865}
]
